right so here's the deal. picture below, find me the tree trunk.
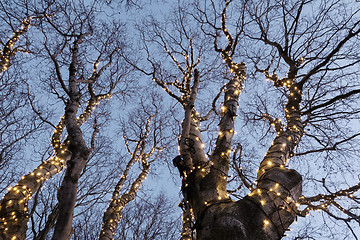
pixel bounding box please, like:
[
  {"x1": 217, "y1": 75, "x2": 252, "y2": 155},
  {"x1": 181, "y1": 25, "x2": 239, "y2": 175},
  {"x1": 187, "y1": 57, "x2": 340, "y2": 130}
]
[
  {"x1": 196, "y1": 168, "x2": 302, "y2": 240},
  {"x1": 181, "y1": 66, "x2": 303, "y2": 239},
  {"x1": 52, "y1": 36, "x2": 92, "y2": 240},
  {"x1": 51, "y1": 151, "x2": 89, "y2": 240}
]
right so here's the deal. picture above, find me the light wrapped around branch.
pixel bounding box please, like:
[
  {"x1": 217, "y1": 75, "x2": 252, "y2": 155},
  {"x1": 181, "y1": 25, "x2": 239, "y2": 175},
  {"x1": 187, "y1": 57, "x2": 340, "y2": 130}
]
[{"x1": 0, "y1": 14, "x2": 51, "y2": 72}]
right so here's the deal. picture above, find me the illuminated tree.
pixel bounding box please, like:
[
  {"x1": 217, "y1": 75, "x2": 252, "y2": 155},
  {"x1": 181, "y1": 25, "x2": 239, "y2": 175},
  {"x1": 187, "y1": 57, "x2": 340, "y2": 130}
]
[
  {"x1": 135, "y1": 0, "x2": 360, "y2": 239},
  {"x1": 1, "y1": 0, "x2": 360, "y2": 239},
  {"x1": 99, "y1": 97, "x2": 171, "y2": 239},
  {"x1": 0, "y1": 1, "x2": 173, "y2": 240},
  {"x1": 0, "y1": 10, "x2": 47, "y2": 191}
]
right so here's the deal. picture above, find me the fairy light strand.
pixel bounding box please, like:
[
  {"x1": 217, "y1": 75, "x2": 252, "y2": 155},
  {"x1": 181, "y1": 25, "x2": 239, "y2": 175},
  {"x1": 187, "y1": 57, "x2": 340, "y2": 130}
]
[
  {"x1": 0, "y1": 16, "x2": 32, "y2": 72},
  {"x1": 0, "y1": 92, "x2": 111, "y2": 239},
  {"x1": 99, "y1": 115, "x2": 157, "y2": 240},
  {"x1": 0, "y1": 14, "x2": 51, "y2": 73}
]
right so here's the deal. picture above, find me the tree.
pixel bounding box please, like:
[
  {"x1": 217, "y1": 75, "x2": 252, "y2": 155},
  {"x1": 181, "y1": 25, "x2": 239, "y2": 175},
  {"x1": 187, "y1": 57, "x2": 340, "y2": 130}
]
[
  {"x1": 0, "y1": 1, "x2": 175, "y2": 239},
  {"x1": 1, "y1": 0, "x2": 360, "y2": 239},
  {"x1": 134, "y1": 0, "x2": 360, "y2": 239},
  {"x1": 0, "y1": 9, "x2": 45, "y2": 195}
]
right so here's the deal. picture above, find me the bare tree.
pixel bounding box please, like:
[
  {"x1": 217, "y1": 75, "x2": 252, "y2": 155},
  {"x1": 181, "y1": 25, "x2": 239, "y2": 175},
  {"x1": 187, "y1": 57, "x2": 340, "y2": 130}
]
[
  {"x1": 99, "y1": 95, "x2": 171, "y2": 239},
  {"x1": 0, "y1": 1, "x2": 132, "y2": 239},
  {"x1": 1, "y1": 0, "x2": 360, "y2": 239},
  {"x1": 116, "y1": 192, "x2": 180, "y2": 240},
  {"x1": 0, "y1": 1, "x2": 179, "y2": 239},
  {"x1": 136, "y1": 0, "x2": 360, "y2": 239}
]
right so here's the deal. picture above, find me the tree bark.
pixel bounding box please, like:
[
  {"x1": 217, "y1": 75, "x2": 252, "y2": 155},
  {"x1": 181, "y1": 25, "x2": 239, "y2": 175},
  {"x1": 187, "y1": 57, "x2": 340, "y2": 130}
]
[
  {"x1": 180, "y1": 69, "x2": 201, "y2": 172},
  {"x1": 51, "y1": 102, "x2": 91, "y2": 239},
  {"x1": 52, "y1": 36, "x2": 92, "y2": 240},
  {"x1": 51, "y1": 151, "x2": 89, "y2": 240},
  {"x1": 0, "y1": 118, "x2": 70, "y2": 240},
  {"x1": 186, "y1": 67, "x2": 303, "y2": 239},
  {"x1": 197, "y1": 168, "x2": 302, "y2": 240}
]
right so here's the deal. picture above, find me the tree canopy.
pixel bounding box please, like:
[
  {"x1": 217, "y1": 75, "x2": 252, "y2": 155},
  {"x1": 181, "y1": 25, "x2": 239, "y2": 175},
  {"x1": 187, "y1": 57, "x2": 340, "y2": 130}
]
[{"x1": 0, "y1": 0, "x2": 360, "y2": 239}]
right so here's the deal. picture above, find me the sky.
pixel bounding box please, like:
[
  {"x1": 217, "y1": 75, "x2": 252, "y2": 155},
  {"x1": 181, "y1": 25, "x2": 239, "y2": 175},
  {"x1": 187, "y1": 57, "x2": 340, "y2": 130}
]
[{"x1": 1, "y1": 0, "x2": 360, "y2": 239}]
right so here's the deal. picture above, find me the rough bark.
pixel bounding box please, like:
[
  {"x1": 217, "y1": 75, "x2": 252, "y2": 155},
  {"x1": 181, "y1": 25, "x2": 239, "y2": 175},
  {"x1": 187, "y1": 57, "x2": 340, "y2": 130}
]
[{"x1": 197, "y1": 167, "x2": 301, "y2": 240}]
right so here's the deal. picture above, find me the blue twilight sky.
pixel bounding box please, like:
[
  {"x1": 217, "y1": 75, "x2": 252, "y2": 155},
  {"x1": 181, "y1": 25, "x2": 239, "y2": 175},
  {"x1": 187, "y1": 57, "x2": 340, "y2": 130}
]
[{"x1": 1, "y1": 0, "x2": 360, "y2": 239}]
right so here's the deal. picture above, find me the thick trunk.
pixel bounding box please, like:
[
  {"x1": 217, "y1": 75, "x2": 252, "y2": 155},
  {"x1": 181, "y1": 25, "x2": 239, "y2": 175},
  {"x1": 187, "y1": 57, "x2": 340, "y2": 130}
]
[
  {"x1": 51, "y1": 149, "x2": 89, "y2": 240},
  {"x1": 197, "y1": 168, "x2": 302, "y2": 240},
  {"x1": 188, "y1": 72, "x2": 245, "y2": 219},
  {"x1": 187, "y1": 69, "x2": 303, "y2": 239}
]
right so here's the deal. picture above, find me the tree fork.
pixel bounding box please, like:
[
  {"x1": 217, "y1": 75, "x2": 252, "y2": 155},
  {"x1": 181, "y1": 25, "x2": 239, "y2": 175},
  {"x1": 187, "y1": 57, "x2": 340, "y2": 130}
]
[
  {"x1": 197, "y1": 167, "x2": 301, "y2": 240},
  {"x1": 192, "y1": 64, "x2": 246, "y2": 216}
]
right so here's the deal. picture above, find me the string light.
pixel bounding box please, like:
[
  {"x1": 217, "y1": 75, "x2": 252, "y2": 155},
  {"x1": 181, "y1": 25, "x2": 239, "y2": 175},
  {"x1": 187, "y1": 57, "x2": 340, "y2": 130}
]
[
  {"x1": 0, "y1": 15, "x2": 47, "y2": 72},
  {"x1": 0, "y1": 90, "x2": 112, "y2": 238}
]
